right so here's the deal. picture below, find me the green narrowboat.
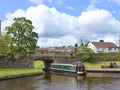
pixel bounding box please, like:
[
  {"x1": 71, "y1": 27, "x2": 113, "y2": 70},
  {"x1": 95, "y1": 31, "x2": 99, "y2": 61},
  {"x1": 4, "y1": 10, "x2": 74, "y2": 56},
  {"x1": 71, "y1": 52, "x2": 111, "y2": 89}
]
[{"x1": 50, "y1": 62, "x2": 87, "y2": 76}]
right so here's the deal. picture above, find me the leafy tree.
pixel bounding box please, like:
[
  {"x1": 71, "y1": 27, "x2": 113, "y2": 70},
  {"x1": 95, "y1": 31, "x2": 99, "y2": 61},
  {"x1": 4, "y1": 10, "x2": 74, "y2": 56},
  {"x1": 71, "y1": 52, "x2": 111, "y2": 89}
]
[
  {"x1": 74, "y1": 43, "x2": 82, "y2": 53},
  {"x1": 73, "y1": 41, "x2": 90, "y2": 54},
  {"x1": 75, "y1": 43, "x2": 78, "y2": 47},
  {"x1": 73, "y1": 44, "x2": 96, "y2": 63},
  {"x1": 5, "y1": 17, "x2": 38, "y2": 52},
  {"x1": 100, "y1": 51, "x2": 109, "y2": 61},
  {"x1": 117, "y1": 50, "x2": 120, "y2": 61},
  {"x1": 81, "y1": 46, "x2": 96, "y2": 63},
  {"x1": 0, "y1": 34, "x2": 12, "y2": 54}
]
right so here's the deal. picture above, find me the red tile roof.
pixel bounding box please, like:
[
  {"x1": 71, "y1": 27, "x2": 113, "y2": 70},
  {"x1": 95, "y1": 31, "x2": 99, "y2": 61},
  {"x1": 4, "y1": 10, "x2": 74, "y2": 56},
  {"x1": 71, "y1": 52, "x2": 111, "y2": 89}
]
[{"x1": 91, "y1": 42, "x2": 117, "y2": 48}]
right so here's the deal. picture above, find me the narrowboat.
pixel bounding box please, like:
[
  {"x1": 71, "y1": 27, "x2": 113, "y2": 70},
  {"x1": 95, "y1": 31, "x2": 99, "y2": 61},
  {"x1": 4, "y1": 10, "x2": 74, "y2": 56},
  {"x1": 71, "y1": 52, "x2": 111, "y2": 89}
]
[{"x1": 50, "y1": 62, "x2": 87, "y2": 76}]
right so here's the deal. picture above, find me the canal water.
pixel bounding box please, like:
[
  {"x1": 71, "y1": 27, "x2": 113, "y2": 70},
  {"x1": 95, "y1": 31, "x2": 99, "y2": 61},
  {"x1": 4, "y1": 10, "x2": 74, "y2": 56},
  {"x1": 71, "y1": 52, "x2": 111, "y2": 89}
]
[{"x1": 0, "y1": 72, "x2": 120, "y2": 90}]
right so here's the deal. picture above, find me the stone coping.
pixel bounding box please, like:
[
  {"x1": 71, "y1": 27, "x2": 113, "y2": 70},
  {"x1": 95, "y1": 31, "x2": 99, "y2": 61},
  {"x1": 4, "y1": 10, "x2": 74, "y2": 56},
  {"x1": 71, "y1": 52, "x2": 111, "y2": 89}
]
[
  {"x1": 101, "y1": 65, "x2": 120, "y2": 68},
  {"x1": 0, "y1": 72, "x2": 43, "y2": 81},
  {"x1": 86, "y1": 69, "x2": 120, "y2": 73}
]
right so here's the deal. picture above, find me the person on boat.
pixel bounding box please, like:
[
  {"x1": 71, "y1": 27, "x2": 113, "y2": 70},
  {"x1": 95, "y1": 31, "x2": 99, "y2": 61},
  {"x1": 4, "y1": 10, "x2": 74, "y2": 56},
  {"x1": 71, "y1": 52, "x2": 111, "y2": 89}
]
[
  {"x1": 110, "y1": 62, "x2": 113, "y2": 68},
  {"x1": 72, "y1": 61, "x2": 77, "y2": 65},
  {"x1": 113, "y1": 62, "x2": 117, "y2": 68},
  {"x1": 81, "y1": 64, "x2": 85, "y2": 72},
  {"x1": 77, "y1": 61, "x2": 82, "y2": 72}
]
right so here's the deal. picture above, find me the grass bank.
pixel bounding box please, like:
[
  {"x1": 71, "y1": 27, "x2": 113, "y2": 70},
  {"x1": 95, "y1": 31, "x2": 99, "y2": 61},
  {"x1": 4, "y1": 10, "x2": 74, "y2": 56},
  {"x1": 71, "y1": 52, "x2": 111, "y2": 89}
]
[
  {"x1": 84, "y1": 61, "x2": 120, "y2": 69},
  {"x1": 0, "y1": 61, "x2": 44, "y2": 77}
]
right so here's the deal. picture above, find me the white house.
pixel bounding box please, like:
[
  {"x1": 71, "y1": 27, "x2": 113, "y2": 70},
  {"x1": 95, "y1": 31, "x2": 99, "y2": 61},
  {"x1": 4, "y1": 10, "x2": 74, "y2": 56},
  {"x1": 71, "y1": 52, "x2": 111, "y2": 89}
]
[{"x1": 87, "y1": 40, "x2": 118, "y2": 53}]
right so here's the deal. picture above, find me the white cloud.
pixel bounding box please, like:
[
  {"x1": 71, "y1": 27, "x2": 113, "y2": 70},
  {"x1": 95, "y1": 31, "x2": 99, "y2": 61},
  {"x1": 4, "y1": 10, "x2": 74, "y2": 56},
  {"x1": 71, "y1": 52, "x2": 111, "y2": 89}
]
[
  {"x1": 25, "y1": 5, "x2": 77, "y2": 38},
  {"x1": 38, "y1": 35, "x2": 77, "y2": 47},
  {"x1": 30, "y1": 0, "x2": 44, "y2": 4},
  {"x1": 2, "y1": 4, "x2": 120, "y2": 47},
  {"x1": 78, "y1": 8, "x2": 120, "y2": 35},
  {"x1": 1, "y1": 9, "x2": 25, "y2": 33},
  {"x1": 87, "y1": 4, "x2": 96, "y2": 11},
  {"x1": 96, "y1": 33, "x2": 119, "y2": 46},
  {"x1": 77, "y1": 6, "x2": 120, "y2": 44},
  {"x1": 30, "y1": 0, "x2": 63, "y2": 5}
]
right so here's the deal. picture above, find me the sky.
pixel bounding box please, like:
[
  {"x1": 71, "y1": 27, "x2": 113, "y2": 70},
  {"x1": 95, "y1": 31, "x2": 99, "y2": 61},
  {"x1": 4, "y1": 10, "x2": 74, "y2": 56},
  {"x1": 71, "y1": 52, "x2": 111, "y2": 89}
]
[{"x1": 1, "y1": 0, "x2": 120, "y2": 47}]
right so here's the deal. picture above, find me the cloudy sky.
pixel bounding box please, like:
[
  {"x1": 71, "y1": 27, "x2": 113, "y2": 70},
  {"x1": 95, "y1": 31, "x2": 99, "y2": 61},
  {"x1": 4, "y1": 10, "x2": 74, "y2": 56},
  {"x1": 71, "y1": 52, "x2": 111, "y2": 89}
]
[{"x1": 1, "y1": 0, "x2": 120, "y2": 47}]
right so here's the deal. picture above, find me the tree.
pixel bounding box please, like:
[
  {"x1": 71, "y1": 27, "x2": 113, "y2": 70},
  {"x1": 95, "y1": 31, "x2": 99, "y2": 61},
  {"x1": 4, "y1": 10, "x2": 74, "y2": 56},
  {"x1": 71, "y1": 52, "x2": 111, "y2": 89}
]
[
  {"x1": 0, "y1": 34, "x2": 12, "y2": 54},
  {"x1": 100, "y1": 51, "x2": 109, "y2": 61},
  {"x1": 75, "y1": 43, "x2": 78, "y2": 47},
  {"x1": 73, "y1": 44, "x2": 96, "y2": 63},
  {"x1": 73, "y1": 43, "x2": 80, "y2": 53},
  {"x1": 117, "y1": 50, "x2": 120, "y2": 61},
  {"x1": 81, "y1": 46, "x2": 96, "y2": 63},
  {"x1": 5, "y1": 17, "x2": 38, "y2": 52}
]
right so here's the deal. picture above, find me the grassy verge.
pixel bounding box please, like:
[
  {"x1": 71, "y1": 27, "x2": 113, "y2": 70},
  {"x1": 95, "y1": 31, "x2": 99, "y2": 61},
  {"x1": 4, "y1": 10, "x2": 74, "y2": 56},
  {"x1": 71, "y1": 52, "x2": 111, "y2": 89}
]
[
  {"x1": 84, "y1": 61, "x2": 120, "y2": 69},
  {"x1": 0, "y1": 61, "x2": 44, "y2": 77}
]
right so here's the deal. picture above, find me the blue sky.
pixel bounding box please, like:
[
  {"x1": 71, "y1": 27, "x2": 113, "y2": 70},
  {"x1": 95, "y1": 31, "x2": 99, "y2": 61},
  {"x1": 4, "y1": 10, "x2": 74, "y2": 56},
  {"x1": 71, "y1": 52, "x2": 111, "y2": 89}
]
[
  {"x1": 0, "y1": 0, "x2": 120, "y2": 19},
  {"x1": 1, "y1": 0, "x2": 120, "y2": 47},
  {"x1": 0, "y1": 0, "x2": 34, "y2": 20}
]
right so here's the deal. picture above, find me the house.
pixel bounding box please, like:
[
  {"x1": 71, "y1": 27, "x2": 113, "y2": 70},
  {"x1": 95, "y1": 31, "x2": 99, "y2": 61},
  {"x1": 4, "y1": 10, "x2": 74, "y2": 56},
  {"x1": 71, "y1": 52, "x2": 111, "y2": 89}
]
[{"x1": 87, "y1": 40, "x2": 118, "y2": 53}]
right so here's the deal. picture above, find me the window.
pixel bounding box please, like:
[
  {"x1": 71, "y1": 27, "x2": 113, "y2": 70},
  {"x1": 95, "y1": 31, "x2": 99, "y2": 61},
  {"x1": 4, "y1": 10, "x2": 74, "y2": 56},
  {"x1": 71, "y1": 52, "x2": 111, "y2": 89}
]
[{"x1": 109, "y1": 48, "x2": 112, "y2": 50}]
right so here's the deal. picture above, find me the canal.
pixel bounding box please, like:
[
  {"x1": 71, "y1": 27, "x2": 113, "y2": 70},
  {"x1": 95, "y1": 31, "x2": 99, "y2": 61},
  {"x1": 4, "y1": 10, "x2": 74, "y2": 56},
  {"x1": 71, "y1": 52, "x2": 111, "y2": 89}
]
[{"x1": 0, "y1": 72, "x2": 120, "y2": 90}]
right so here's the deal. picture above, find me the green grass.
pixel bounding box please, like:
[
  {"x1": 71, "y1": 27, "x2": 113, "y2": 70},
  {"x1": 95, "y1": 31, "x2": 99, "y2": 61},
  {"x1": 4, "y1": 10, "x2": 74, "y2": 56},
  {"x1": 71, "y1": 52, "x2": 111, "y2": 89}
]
[
  {"x1": 0, "y1": 61, "x2": 44, "y2": 77},
  {"x1": 84, "y1": 61, "x2": 120, "y2": 69},
  {"x1": 34, "y1": 61, "x2": 44, "y2": 69}
]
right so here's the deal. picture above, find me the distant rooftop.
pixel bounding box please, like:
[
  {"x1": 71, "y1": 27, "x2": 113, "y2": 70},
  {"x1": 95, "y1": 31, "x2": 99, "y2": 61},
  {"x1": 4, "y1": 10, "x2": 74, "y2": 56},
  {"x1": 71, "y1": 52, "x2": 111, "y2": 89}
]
[
  {"x1": 37, "y1": 47, "x2": 75, "y2": 53},
  {"x1": 91, "y1": 40, "x2": 117, "y2": 48}
]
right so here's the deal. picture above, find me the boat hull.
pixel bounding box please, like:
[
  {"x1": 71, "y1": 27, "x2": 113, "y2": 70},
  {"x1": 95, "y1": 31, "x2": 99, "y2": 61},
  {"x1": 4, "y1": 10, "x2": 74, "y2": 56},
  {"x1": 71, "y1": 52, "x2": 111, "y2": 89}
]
[{"x1": 50, "y1": 63, "x2": 87, "y2": 76}]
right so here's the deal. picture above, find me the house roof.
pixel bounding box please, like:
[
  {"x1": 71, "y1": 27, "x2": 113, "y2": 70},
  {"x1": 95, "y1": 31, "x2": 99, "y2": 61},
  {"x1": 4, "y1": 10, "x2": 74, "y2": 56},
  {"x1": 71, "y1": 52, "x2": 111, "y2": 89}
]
[
  {"x1": 37, "y1": 47, "x2": 75, "y2": 53},
  {"x1": 91, "y1": 42, "x2": 117, "y2": 48}
]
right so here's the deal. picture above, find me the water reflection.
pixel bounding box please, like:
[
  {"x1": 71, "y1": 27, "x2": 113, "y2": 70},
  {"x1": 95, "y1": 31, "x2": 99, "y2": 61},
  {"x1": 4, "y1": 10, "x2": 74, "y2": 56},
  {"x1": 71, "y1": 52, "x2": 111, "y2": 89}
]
[
  {"x1": 44, "y1": 71, "x2": 51, "y2": 81},
  {"x1": 0, "y1": 73, "x2": 120, "y2": 90},
  {"x1": 85, "y1": 73, "x2": 120, "y2": 90}
]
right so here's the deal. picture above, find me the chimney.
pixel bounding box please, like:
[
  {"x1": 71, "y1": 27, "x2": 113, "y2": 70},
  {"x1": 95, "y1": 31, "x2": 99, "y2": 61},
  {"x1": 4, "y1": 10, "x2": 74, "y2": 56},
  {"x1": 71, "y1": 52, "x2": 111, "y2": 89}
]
[{"x1": 99, "y1": 40, "x2": 104, "y2": 42}]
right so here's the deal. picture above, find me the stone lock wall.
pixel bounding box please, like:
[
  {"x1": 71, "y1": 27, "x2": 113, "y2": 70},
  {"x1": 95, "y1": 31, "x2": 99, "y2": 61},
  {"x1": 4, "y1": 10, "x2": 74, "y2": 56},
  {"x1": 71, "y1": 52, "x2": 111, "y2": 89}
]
[
  {"x1": 34, "y1": 51, "x2": 117, "y2": 64},
  {"x1": 0, "y1": 52, "x2": 118, "y2": 69},
  {"x1": 0, "y1": 53, "x2": 34, "y2": 68}
]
